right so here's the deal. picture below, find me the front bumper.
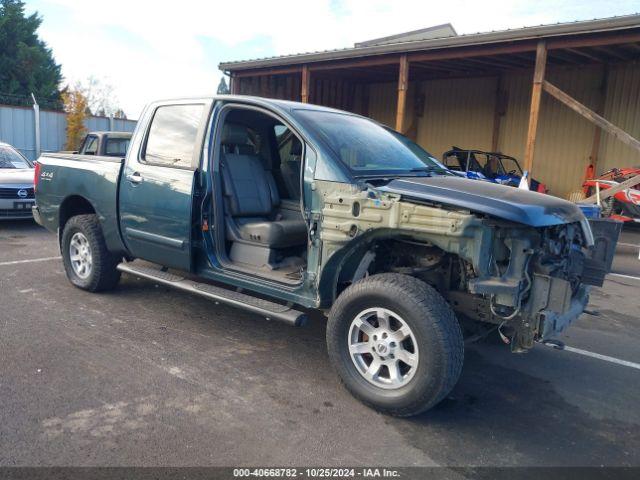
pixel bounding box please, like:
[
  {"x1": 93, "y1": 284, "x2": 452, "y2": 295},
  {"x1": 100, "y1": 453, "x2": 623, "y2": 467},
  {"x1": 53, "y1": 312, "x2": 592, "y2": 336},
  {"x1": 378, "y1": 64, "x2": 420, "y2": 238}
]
[
  {"x1": 0, "y1": 196, "x2": 35, "y2": 220},
  {"x1": 0, "y1": 185, "x2": 36, "y2": 220}
]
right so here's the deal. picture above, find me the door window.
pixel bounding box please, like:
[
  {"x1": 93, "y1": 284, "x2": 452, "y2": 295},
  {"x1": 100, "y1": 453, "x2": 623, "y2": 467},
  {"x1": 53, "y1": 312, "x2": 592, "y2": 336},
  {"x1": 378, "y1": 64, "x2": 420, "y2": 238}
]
[{"x1": 143, "y1": 104, "x2": 204, "y2": 168}]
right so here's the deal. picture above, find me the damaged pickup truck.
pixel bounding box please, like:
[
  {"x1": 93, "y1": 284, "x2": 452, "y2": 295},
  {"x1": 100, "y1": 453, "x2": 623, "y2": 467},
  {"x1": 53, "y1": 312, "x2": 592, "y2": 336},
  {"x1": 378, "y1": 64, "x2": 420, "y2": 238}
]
[{"x1": 33, "y1": 96, "x2": 620, "y2": 416}]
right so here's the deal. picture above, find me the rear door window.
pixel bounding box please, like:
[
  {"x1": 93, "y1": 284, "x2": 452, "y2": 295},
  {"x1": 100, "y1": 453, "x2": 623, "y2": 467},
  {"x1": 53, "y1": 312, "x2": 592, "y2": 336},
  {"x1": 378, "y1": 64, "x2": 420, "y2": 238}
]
[
  {"x1": 143, "y1": 104, "x2": 204, "y2": 168},
  {"x1": 105, "y1": 138, "x2": 130, "y2": 157}
]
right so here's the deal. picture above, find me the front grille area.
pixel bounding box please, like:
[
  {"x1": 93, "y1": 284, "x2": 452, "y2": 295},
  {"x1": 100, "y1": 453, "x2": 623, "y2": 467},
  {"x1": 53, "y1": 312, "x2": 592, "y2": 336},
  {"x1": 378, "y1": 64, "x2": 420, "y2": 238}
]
[
  {"x1": 0, "y1": 187, "x2": 35, "y2": 199},
  {"x1": 0, "y1": 208, "x2": 33, "y2": 218}
]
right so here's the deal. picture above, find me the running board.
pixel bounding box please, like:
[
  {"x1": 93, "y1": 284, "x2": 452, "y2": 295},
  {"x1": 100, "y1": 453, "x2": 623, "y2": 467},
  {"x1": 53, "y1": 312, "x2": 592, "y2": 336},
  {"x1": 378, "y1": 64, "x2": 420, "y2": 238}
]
[{"x1": 117, "y1": 263, "x2": 307, "y2": 326}]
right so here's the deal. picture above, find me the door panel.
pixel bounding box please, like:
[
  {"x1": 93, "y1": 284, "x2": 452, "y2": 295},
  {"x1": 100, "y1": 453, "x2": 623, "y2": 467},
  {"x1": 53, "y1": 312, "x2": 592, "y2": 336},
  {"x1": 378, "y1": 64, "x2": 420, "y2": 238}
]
[
  {"x1": 119, "y1": 164, "x2": 195, "y2": 270},
  {"x1": 119, "y1": 101, "x2": 210, "y2": 271}
]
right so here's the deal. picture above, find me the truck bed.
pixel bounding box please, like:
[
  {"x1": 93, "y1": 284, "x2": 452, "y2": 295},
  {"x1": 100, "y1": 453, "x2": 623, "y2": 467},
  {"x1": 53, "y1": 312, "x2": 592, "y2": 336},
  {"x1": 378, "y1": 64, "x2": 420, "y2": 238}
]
[{"x1": 35, "y1": 153, "x2": 126, "y2": 254}]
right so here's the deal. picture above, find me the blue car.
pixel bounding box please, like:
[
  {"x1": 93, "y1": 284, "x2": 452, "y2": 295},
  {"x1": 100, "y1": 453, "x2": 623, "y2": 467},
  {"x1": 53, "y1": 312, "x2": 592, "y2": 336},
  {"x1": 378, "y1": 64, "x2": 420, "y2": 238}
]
[{"x1": 442, "y1": 147, "x2": 547, "y2": 193}]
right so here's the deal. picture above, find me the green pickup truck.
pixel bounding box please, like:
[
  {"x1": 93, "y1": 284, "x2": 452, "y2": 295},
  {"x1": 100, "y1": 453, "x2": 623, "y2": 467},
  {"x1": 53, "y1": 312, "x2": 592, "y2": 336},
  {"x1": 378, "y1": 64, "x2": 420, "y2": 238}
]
[{"x1": 33, "y1": 96, "x2": 620, "y2": 416}]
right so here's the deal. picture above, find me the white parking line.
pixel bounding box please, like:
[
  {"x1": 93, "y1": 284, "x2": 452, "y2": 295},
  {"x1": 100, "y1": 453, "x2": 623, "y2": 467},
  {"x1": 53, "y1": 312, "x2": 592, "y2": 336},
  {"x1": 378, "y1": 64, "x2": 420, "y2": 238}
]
[
  {"x1": 608, "y1": 272, "x2": 640, "y2": 282},
  {"x1": 0, "y1": 256, "x2": 61, "y2": 267},
  {"x1": 617, "y1": 242, "x2": 640, "y2": 248},
  {"x1": 558, "y1": 345, "x2": 640, "y2": 371}
]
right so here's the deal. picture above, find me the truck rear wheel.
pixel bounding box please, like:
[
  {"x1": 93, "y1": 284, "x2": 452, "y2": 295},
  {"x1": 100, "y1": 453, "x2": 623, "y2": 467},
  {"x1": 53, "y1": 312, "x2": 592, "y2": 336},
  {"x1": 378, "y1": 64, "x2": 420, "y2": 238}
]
[
  {"x1": 61, "y1": 214, "x2": 121, "y2": 292},
  {"x1": 326, "y1": 273, "x2": 463, "y2": 417}
]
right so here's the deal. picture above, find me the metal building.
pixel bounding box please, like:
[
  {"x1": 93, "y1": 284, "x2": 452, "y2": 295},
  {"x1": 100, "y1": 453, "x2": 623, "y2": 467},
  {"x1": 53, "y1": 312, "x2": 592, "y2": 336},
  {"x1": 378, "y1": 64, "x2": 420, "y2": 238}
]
[{"x1": 219, "y1": 15, "x2": 640, "y2": 198}]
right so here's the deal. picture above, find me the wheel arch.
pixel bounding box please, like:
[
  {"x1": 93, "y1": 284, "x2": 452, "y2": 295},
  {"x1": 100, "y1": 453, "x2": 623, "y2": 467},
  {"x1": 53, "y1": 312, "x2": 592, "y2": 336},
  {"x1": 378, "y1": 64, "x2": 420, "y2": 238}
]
[
  {"x1": 318, "y1": 229, "x2": 427, "y2": 307},
  {"x1": 58, "y1": 195, "x2": 97, "y2": 244}
]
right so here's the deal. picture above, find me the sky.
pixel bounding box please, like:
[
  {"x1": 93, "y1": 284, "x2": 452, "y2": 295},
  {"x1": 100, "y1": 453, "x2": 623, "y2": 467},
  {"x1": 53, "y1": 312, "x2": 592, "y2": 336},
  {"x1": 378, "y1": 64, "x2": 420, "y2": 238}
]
[{"x1": 27, "y1": 0, "x2": 640, "y2": 119}]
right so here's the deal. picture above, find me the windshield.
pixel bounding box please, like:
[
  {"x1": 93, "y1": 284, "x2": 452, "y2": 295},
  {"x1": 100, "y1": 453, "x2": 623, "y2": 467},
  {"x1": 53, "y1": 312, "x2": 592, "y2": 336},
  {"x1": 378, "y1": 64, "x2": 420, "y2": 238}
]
[
  {"x1": 295, "y1": 110, "x2": 442, "y2": 176},
  {"x1": 0, "y1": 145, "x2": 31, "y2": 169}
]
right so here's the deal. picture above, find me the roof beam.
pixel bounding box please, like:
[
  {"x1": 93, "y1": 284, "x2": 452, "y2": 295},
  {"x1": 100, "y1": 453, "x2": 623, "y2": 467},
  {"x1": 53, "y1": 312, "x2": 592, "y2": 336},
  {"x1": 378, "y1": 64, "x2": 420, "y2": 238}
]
[
  {"x1": 546, "y1": 49, "x2": 583, "y2": 64},
  {"x1": 547, "y1": 31, "x2": 640, "y2": 50},
  {"x1": 542, "y1": 79, "x2": 640, "y2": 153},
  {"x1": 226, "y1": 29, "x2": 640, "y2": 78},
  {"x1": 411, "y1": 60, "x2": 476, "y2": 74},
  {"x1": 234, "y1": 66, "x2": 302, "y2": 78},
  {"x1": 624, "y1": 42, "x2": 640, "y2": 52},
  {"x1": 457, "y1": 56, "x2": 526, "y2": 69},
  {"x1": 593, "y1": 45, "x2": 631, "y2": 61},
  {"x1": 408, "y1": 41, "x2": 538, "y2": 63},
  {"x1": 565, "y1": 47, "x2": 605, "y2": 62},
  {"x1": 309, "y1": 54, "x2": 402, "y2": 71}
]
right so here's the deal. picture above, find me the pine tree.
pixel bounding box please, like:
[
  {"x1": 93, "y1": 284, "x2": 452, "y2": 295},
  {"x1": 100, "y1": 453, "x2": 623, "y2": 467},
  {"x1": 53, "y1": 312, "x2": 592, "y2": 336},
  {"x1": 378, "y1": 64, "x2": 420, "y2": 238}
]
[
  {"x1": 217, "y1": 77, "x2": 229, "y2": 95},
  {"x1": 0, "y1": 0, "x2": 63, "y2": 108}
]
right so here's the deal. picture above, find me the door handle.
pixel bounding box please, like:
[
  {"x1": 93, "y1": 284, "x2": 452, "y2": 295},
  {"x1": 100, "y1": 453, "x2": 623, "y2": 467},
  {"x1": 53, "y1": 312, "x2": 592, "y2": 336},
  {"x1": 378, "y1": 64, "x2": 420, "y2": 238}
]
[{"x1": 126, "y1": 172, "x2": 143, "y2": 184}]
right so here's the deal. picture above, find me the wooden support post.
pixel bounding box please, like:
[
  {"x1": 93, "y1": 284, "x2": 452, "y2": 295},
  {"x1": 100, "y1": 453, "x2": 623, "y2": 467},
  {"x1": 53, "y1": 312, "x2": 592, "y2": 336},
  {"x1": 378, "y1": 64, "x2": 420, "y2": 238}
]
[
  {"x1": 523, "y1": 41, "x2": 547, "y2": 174},
  {"x1": 542, "y1": 80, "x2": 640, "y2": 153},
  {"x1": 589, "y1": 65, "x2": 610, "y2": 171},
  {"x1": 230, "y1": 74, "x2": 239, "y2": 94},
  {"x1": 395, "y1": 54, "x2": 409, "y2": 133},
  {"x1": 259, "y1": 76, "x2": 268, "y2": 97},
  {"x1": 361, "y1": 84, "x2": 370, "y2": 117},
  {"x1": 301, "y1": 65, "x2": 310, "y2": 103},
  {"x1": 491, "y1": 75, "x2": 504, "y2": 152}
]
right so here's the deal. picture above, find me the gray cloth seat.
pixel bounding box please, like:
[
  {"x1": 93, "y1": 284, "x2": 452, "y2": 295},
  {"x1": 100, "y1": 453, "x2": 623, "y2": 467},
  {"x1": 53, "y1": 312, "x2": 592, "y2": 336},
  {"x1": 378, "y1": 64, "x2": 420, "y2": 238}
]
[
  {"x1": 234, "y1": 217, "x2": 308, "y2": 245},
  {"x1": 221, "y1": 125, "x2": 307, "y2": 248}
]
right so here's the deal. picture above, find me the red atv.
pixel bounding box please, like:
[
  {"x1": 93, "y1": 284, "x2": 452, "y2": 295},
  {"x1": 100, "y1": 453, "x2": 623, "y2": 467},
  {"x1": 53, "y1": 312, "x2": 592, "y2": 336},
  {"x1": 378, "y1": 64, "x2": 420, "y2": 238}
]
[{"x1": 582, "y1": 166, "x2": 640, "y2": 223}]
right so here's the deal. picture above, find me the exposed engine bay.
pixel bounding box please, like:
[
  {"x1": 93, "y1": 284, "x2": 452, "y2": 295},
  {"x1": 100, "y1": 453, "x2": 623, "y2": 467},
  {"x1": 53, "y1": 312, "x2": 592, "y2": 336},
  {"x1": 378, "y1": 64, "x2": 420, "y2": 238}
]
[
  {"x1": 316, "y1": 179, "x2": 621, "y2": 353},
  {"x1": 367, "y1": 220, "x2": 619, "y2": 352}
]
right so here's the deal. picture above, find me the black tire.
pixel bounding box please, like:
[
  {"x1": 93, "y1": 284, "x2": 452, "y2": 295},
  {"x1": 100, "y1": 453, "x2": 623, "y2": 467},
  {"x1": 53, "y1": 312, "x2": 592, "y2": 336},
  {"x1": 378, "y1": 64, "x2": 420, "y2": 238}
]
[
  {"x1": 326, "y1": 273, "x2": 464, "y2": 417},
  {"x1": 61, "y1": 214, "x2": 121, "y2": 292}
]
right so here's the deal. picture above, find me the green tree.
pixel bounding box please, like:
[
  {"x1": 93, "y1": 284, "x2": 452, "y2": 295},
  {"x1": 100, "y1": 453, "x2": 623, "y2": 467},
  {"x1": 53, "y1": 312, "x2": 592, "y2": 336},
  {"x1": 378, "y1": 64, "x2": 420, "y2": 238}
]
[{"x1": 0, "y1": 0, "x2": 62, "y2": 108}]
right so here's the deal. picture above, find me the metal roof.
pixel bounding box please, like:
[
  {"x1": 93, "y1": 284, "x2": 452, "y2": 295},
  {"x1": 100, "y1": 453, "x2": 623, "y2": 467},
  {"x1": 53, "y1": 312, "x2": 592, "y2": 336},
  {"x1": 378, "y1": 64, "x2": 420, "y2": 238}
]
[
  {"x1": 354, "y1": 23, "x2": 457, "y2": 47},
  {"x1": 219, "y1": 14, "x2": 640, "y2": 72}
]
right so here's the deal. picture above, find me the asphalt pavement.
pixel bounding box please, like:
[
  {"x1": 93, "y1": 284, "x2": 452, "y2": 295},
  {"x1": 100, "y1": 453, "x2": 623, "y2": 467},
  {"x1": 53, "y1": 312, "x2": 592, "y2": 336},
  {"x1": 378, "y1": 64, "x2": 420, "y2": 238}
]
[{"x1": 1, "y1": 220, "x2": 639, "y2": 467}]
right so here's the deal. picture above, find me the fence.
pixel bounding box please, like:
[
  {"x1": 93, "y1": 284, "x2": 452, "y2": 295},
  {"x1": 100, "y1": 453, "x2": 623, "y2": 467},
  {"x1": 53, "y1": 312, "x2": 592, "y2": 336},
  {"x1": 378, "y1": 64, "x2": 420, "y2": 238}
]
[{"x1": 0, "y1": 104, "x2": 137, "y2": 160}]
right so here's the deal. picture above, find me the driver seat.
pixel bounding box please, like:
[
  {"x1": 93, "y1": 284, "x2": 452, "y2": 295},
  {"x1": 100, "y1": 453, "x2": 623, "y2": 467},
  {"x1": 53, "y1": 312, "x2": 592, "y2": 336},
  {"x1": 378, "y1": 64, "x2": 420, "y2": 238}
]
[{"x1": 220, "y1": 124, "x2": 307, "y2": 249}]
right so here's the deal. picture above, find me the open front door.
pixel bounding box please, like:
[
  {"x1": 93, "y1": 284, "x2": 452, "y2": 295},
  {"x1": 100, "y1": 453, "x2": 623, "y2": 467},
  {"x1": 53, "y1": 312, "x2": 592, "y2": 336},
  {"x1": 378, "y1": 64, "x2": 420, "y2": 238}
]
[{"x1": 119, "y1": 101, "x2": 210, "y2": 271}]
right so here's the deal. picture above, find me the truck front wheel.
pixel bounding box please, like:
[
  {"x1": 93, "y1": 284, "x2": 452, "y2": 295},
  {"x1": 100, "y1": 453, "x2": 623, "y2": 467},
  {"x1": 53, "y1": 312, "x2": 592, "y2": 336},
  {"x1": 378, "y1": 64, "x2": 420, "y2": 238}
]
[
  {"x1": 61, "y1": 214, "x2": 121, "y2": 292},
  {"x1": 326, "y1": 273, "x2": 464, "y2": 417}
]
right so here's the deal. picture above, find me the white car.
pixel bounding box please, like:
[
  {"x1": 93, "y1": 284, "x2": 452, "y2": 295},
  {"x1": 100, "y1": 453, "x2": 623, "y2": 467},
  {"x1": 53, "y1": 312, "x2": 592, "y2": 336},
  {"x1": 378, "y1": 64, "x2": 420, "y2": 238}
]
[{"x1": 0, "y1": 142, "x2": 35, "y2": 220}]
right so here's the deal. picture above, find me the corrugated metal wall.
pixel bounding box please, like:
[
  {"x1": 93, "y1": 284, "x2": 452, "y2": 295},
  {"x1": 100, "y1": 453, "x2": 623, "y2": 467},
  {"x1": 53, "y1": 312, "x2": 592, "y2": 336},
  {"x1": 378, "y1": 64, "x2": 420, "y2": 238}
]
[
  {"x1": 0, "y1": 105, "x2": 137, "y2": 160},
  {"x1": 365, "y1": 63, "x2": 640, "y2": 198},
  {"x1": 0, "y1": 106, "x2": 36, "y2": 159},
  {"x1": 599, "y1": 63, "x2": 640, "y2": 172},
  {"x1": 417, "y1": 76, "x2": 496, "y2": 157},
  {"x1": 499, "y1": 66, "x2": 603, "y2": 197},
  {"x1": 40, "y1": 109, "x2": 67, "y2": 157},
  {"x1": 367, "y1": 77, "x2": 496, "y2": 157},
  {"x1": 367, "y1": 83, "x2": 397, "y2": 128}
]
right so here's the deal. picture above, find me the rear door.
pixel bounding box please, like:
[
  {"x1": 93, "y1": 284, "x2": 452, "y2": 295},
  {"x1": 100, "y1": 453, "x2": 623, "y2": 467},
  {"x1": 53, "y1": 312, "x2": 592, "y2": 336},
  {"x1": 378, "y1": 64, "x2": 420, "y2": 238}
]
[{"x1": 119, "y1": 100, "x2": 211, "y2": 271}]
